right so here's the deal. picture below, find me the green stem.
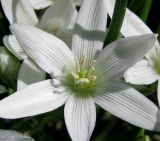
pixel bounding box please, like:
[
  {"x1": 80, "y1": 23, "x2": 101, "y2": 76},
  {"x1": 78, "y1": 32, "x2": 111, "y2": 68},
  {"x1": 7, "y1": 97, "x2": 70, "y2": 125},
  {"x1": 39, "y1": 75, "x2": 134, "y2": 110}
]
[{"x1": 104, "y1": 0, "x2": 128, "y2": 46}]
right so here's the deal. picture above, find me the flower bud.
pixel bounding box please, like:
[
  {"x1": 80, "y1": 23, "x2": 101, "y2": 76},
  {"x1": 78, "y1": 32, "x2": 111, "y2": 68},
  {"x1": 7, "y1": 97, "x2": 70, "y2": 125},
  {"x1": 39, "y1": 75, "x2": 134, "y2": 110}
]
[{"x1": 0, "y1": 47, "x2": 20, "y2": 88}]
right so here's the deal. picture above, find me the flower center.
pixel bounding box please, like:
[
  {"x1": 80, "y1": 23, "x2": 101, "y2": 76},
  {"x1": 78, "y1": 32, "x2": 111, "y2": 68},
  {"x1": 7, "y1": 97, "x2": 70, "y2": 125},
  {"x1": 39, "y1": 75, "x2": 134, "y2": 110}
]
[
  {"x1": 72, "y1": 57, "x2": 97, "y2": 85},
  {"x1": 149, "y1": 49, "x2": 160, "y2": 75},
  {"x1": 65, "y1": 57, "x2": 97, "y2": 97},
  {"x1": 152, "y1": 56, "x2": 160, "y2": 75}
]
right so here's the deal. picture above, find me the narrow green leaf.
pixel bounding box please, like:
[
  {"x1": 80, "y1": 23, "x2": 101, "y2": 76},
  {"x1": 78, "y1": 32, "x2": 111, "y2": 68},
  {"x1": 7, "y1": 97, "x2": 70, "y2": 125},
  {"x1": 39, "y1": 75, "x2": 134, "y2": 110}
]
[
  {"x1": 104, "y1": 0, "x2": 128, "y2": 46},
  {"x1": 139, "y1": 0, "x2": 152, "y2": 22},
  {"x1": 144, "y1": 135, "x2": 151, "y2": 141},
  {"x1": 129, "y1": 0, "x2": 144, "y2": 13}
]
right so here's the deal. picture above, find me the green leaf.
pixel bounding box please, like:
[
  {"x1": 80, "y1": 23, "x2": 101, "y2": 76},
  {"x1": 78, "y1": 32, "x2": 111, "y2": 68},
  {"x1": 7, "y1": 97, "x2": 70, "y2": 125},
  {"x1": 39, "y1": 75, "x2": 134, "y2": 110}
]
[
  {"x1": 104, "y1": 0, "x2": 128, "y2": 46},
  {"x1": 139, "y1": 0, "x2": 152, "y2": 22},
  {"x1": 129, "y1": 0, "x2": 144, "y2": 13},
  {"x1": 129, "y1": 0, "x2": 152, "y2": 22}
]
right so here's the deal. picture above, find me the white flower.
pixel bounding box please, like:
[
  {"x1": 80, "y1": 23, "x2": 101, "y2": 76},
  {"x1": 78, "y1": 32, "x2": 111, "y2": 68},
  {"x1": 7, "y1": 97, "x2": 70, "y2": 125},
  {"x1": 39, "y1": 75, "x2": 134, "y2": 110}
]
[
  {"x1": 104, "y1": 1, "x2": 160, "y2": 105},
  {"x1": 124, "y1": 44, "x2": 160, "y2": 104},
  {"x1": 0, "y1": 130, "x2": 35, "y2": 141},
  {"x1": 0, "y1": 0, "x2": 159, "y2": 141},
  {"x1": 28, "y1": 0, "x2": 83, "y2": 10},
  {"x1": 1, "y1": 0, "x2": 77, "y2": 90}
]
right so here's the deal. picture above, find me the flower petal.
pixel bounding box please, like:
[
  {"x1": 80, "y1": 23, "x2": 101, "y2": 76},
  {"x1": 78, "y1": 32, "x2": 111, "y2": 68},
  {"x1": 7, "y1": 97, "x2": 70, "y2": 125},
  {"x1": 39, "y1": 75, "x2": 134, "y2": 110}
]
[
  {"x1": 104, "y1": 0, "x2": 152, "y2": 37},
  {"x1": 67, "y1": 7, "x2": 78, "y2": 30},
  {"x1": 39, "y1": 0, "x2": 77, "y2": 37},
  {"x1": 3, "y1": 35, "x2": 27, "y2": 60},
  {"x1": 29, "y1": 0, "x2": 54, "y2": 10},
  {"x1": 72, "y1": 0, "x2": 107, "y2": 67},
  {"x1": 0, "y1": 79, "x2": 69, "y2": 119},
  {"x1": 145, "y1": 40, "x2": 160, "y2": 62},
  {"x1": 73, "y1": 0, "x2": 82, "y2": 6},
  {"x1": 124, "y1": 59, "x2": 158, "y2": 85},
  {"x1": 17, "y1": 58, "x2": 46, "y2": 90},
  {"x1": 94, "y1": 80, "x2": 160, "y2": 131},
  {"x1": 158, "y1": 79, "x2": 160, "y2": 106},
  {"x1": 58, "y1": 29, "x2": 73, "y2": 48},
  {"x1": 64, "y1": 95, "x2": 96, "y2": 141},
  {"x1": 0, "y1": 130, "x2": 35, "y2": 141},
  {"x1": 121, "y1": 9, "x2": 152, "y2": 36},
  {"x1": 10, "y1": 24, "x2": 75, "y2": 75},
  {"x1": 95, "y1": 34, "x2": 156, "y2": 82},
  {"x1": 0, "y1": 85, "x2": 7, "y2": 94},
  {"x1": 1, "y1": 0, "x2": 38, "y2": 25}
]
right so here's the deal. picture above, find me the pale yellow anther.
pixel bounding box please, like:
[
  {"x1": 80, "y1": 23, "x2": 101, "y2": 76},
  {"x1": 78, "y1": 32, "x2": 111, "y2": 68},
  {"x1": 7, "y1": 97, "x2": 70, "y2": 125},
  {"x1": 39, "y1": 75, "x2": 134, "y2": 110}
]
[
  {"x1": 80, "y1": 56, "x2": 87, "y2": 64},
  {"x1": 71, "y1": 71, "x2": 79, "y2": 79},
  {"x1": 52, "y1": 26, "x2": 60, "y2": 35},
  {"x1": 89, "y1": 76, "x2": 97, "y2": 81},
  {"x1": 90, "y1": 60, "x2": 96, "y2": 71},
  {"x1": 92, "y1": 66, "x2": 95, "y2": 71},
  {"x1": 76, "y1": 78, "x2": 90, "y2": 85},
  {"x1": 72, "y1": 57, "x2": 97, "y2": 87},
  {"x1": 75, "y1": 59, "x2": 80, "y2": 72}
]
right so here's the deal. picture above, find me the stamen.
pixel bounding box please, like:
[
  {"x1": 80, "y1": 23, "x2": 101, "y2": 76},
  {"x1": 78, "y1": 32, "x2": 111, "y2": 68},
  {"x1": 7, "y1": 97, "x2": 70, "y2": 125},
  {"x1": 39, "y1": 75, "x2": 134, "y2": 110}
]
[
  {"x1": 88, "y1": 60, "x2": 96, "y2": 72},
  {"x1": 71, "y1": 71, "x2": 79, "y2": 79},
  {"x1": 71, "y1": 57, "x2": 97, "y2": 88},
  {"x1": 75, "y1": 58, "x2": 80, "y2": 72},
  {"x1": 92, "y1": 66, "x2": 95, "y2": 71},
  {"x1": 80, "y1": 56, "x2": 87, "y2": 64},
  {"x1": 89, "y1": 76, "x2": 97, "y2": 81},
  {"x1": 75, "y1": 78, "x2": 89, "y2": 85}
]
